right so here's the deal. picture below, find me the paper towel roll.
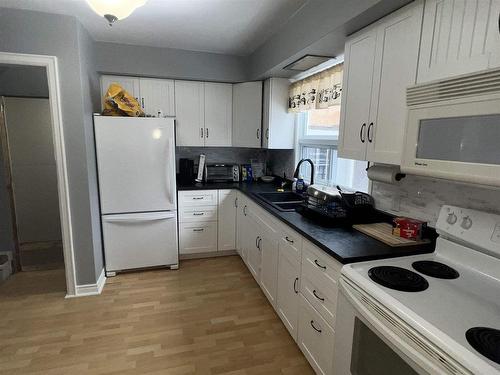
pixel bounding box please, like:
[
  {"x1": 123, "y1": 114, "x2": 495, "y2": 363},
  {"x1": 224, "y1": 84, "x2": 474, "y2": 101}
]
[{"x1": 367, "y1": 165, "x2": 405, "y2": 184}]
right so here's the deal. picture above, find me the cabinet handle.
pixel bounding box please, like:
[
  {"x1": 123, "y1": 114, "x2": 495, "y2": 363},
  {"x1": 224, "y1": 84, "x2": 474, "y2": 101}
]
[
  {"x1": 314, "y1": 259, "x2": 326, "y2": 270},
  {"x1": 313, "y1": 289, "x2": 325, "y2": 302},
  {"x1": 141, "y1": 97, "x2": 145, "y2": 109},
  {"x1": 258, "y1": 237, "x2": 262, "y2": 250},
  {"x1": 367, "y1": 122, "x2": 374, "y2": 143},
  {"x1": 256, "y1": 128, "x2": 260, "y2": 139},
  {"x1": 206, "y1": 128, "x2": 209, "y2": 138},
  {"x1": 293, "y1": 277, "x2": 299, "y2": 294},
  {"x1": 200, "y1": 127, "x2": 204, "y2": 138},
  {"x1": 235, "y1": 197, "x2": 238, "y2": 208},
  {"x1": 285, "y1": 236, "x2": 294, "y2": 244},
  {"x1": 265, "y1": 128, "x2": 269, "y2": 140},
  {"x1": 243, "y1": 205, "x2": 247, "y2": 216},
  {"x1": 193, "y1": 228, "x2": 204, "y2": 232},
  {"x1": 310, "y1": 320, "x2": 322, "y2": 333},
  {"x1": 192, "y1": 212, "x2": 204, "y2": 216},
  {"x1": 255, "y1": 236, "x2": 260, "y2": 249},
  {"x1": 360, "y1": 123, "x2": 366, "y2": 143}
]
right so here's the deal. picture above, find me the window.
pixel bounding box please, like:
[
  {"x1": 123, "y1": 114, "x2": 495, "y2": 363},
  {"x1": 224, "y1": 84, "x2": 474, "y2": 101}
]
[{"x1": 296, "y1": 107, "x2": 369, "y2": 192}]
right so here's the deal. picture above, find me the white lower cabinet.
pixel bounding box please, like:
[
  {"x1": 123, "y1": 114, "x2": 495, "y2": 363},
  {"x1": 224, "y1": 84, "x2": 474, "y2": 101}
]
[
  {"x1": 276, "y1": 251, "x2": 301, "y2": 341},
  {"x1": 298, "y1": 295, "x2": 335, "y2": 375},
  {"x1": 259, "y1": 223, "x2": 279, "y2": 308},
  {"x1": 218, "y1": 190, "x2": 237, "y2": 251},
  {"x1": 245, "y1": 213, "x2": 262, "y2": 282},
  {"x1": 179, "y1": 221, "x2": 217, "y2": 254}
]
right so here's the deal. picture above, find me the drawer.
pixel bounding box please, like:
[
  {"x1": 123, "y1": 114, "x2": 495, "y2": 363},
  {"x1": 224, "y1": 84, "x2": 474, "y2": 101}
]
[
  {"x1": 300, "y1": 275, "x2": 338, "y2": 328},
  {"x1": 179, "y1": 221, "x2": 217, "y2": 254},
  {"x1": 302, "y1": 240, "x2": 341, "y2": 290},
  {"x1": 279, "y1": 226, "x2": 302, "y2": 264},
  {"x1": 298, "y1": 295, "x2": 335, "y2": 375},
  {"x1": 179, "y1": 206, "x2": 217, "y2": 223},
  {"x1": 178, "y1": 190, "x2": 218, "y2": 207}
]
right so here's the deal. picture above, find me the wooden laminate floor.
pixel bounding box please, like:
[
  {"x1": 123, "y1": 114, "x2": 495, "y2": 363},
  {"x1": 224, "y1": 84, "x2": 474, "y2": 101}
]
[{"x1": 0, "y1": 256, "x2": 314, "y2": 375}]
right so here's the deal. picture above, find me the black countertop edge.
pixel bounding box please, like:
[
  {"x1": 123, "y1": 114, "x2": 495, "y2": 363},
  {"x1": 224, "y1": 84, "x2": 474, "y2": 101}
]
[{"x1": 177, "y1": 181, "x2": 436, "y2": 264}]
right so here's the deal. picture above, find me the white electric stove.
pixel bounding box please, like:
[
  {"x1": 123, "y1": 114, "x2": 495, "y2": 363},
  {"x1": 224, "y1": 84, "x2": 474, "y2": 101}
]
[{"x1": 333, "y1": 205, "x2": 500, "y2": 375}]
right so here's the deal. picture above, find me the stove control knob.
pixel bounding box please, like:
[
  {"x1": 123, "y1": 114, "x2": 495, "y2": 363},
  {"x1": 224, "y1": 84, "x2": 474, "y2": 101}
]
[
  {"x1": 447, "y1": 212, "x2": 458, "y2": 225},
  {"x1": 461, "y1": 216, "x2": 473, "y2": 230}
]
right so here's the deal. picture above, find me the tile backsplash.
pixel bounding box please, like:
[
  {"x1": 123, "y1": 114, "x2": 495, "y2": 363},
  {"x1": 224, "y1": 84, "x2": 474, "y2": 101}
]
[{"x1": 372, "y1": 174, "x2": 500, "y2": 226}]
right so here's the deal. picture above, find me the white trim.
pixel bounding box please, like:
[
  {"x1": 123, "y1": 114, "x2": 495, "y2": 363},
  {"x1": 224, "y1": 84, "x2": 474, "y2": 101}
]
[
  {"x1": 0, "y1": 52, "x2": 78, "y2": 297},
  {"x1": 70, "y1": 268, "x2": 106, "y2": 298}
]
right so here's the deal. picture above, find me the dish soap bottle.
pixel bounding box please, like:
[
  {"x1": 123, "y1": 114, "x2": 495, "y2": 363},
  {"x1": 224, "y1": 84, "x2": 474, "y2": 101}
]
[{"x1": 295, "y1": 176, "x2": 306, "y2": 194}]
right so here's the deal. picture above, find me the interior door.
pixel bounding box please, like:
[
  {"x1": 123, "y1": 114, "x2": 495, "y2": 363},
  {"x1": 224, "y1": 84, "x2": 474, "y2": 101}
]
[
  {"x1": 232, "y1": 82, "x2": 262, "y2": 148},
  {"x1": 94, "y1": 116, "x2": 176, "y2": 214},
  {"x1": 174, "y1": 80, "x2": 205, "y2": 146},
  {"x1": 139, "y1": 78, "x2": 175, "y2": 117},
  {"x1": 338, "y1": 30, "x2": 377, "y2": 161},
  {"x1": 366, "y1": 2, "x2": 423, "y2": 164},
  {"x1": 204, "y1": 82, "x2": 232, "y2": 146}
]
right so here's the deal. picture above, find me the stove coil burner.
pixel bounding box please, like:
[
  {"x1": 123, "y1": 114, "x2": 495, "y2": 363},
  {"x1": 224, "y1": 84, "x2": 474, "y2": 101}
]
[
  {"x1": 368, "y1": 266, "x2": 429, "y2": 292},
  {"x1": 466, "y1": 327, "x2": 500, "y2": 365},
  {"x1": 412, "y1": 260, "x2": 459, "y2": 279}
]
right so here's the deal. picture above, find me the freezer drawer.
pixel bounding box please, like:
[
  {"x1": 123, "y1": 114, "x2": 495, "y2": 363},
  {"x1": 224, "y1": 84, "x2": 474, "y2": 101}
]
[
  {"x1": 102, "y1": 211, "x2": 178, "y2": 272},
  {"x1": 179, "y1": 221, "x2": 217, "y2": 254}
]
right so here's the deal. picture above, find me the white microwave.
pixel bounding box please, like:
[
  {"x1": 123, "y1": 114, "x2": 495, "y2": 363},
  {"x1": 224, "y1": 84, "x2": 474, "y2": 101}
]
[{"x1": 402, "y1": 68, "x2": 500, "y2": 187}]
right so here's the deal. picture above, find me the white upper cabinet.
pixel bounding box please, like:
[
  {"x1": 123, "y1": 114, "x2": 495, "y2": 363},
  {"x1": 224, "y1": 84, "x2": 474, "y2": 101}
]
[
  {"x1": 204, "y1": 82, "x2": 233, "y2": 147},
  {"x1": 418, "y1": 0, "x2": 500, "y2": 84},
  {"x1": 232, "y1": 81, "x2": 263, "y2": 148},
  {"x1": 139, "y1": 78, "x2": 175, "y2": 117},
  {"x1": 100, "y1": 75, "x2": 174, "y2": 118},
  {"x1": 262, "y1": 78, "x2": 295, "y2": 149},
  {"x1": 100, "y1": 75, "x2": 140, "y2": 106},
  {"x1": 175, "y1": 80, "x2": 205, "y2": 147},
  {"x1": 339, "y1": 0, "x2": 424, "y2": 165}
]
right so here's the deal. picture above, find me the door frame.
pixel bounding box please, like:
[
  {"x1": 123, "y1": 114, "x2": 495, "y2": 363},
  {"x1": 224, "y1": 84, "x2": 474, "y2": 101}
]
[{"x1": 0, "y1": 52, "x2": 77, "y2": 297}]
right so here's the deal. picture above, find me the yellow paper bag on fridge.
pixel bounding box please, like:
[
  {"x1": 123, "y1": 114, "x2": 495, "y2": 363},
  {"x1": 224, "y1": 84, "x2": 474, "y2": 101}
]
[{"x1": 102, "y1": 83, "x2": 144, "y2": 117}]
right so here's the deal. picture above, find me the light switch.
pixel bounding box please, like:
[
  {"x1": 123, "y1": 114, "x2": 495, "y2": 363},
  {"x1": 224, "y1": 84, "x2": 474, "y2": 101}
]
[{"x1": 491, "y1": 224, "x2": 500, "y2": 243}]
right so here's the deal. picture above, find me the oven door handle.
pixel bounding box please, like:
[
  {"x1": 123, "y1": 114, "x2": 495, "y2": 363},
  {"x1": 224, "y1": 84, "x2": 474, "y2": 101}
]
[{"x1": 338, "y1": 277, "x2": 469, "y2": 375}]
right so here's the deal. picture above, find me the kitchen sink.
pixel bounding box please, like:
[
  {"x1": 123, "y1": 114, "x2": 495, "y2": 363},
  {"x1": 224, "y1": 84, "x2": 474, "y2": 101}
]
[{"x1": 254, "y1": 192, "x2": 304, "y2": 212}]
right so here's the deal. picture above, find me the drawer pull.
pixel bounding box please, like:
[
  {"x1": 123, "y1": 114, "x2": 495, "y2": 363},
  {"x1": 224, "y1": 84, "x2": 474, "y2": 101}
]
[
  {"x1": 243, "y1": 205, "x2": 248, "y2": 216},
  {"x1": 310, "y1": 320, "x2": 322, "y2": 333},
  {"x1": 293, "y1": 277, "x2": 299, "y2": 294},
  {"x1": 255, "y1": 236, "x2": 260, "y2": 248},
  {"x1": 285, "y1": 236, "x2": 294, "y2": 244},
  {"x1": 192, "y1": 228, "x2": 204, "y2": 232},
  {"x1": 192, "y1": 197, "x2": 204, "y2": 200},
  {"x1": 192, "y1": 212, "x2": 204, "y2": 216},
  {"x1": 314, "y1": 259, "x2": 326, "y2": 270},
  {"x1": 313, "y1": 289, "x2": 325, "y2": 302}
]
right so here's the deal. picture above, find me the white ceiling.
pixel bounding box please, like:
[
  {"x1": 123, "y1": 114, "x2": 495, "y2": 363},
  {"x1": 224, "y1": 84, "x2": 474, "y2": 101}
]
[{"x1": 1, "y1": 0, "x2": 308, "y2": 56}]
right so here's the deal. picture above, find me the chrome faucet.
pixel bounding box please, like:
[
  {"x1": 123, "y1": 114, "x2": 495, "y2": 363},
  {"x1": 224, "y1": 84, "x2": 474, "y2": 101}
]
[{"x1": 293, "y1": 158, "x2": 315, "y2": 186}]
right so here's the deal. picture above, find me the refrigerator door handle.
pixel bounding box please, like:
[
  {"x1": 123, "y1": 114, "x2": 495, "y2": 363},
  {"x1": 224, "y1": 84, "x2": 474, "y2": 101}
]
[
  {"x1": 103, "y1": 212, "x2": 177, "y2": 223},
  {"x1": 165, "y1": 137, "x2": 173, "y2": 206}
]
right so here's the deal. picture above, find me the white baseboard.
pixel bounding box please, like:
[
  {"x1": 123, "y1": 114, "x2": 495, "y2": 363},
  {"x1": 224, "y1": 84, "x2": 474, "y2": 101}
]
[{"x1": 69, "y1": 268, "x2": 106, "y2": 298}]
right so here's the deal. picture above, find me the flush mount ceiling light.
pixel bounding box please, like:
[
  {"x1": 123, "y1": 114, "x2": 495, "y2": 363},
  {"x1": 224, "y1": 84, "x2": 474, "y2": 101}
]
[
  {"x1": 86, "y1": 0, "x2": 146, "y2": 26},
  {"x1": 284, "y1": 55, "x2": 334, "y2": 72}
]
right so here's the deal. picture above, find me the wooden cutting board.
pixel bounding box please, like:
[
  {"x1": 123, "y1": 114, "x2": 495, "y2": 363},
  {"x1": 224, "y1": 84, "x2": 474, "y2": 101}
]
[{"x1": 353, "y1": 222, "x2": 431, "y2": 247}]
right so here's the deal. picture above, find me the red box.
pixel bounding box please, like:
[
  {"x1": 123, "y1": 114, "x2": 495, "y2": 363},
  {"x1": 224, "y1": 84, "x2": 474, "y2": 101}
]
[{"x1": 392, "y1": 217, "x2": 426, "y2": 241}]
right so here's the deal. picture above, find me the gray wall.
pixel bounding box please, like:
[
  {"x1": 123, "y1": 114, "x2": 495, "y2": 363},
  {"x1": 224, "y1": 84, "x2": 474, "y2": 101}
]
[
  {"x1": 95, "y1": 42, "x2": 248, "y2": 83},
  {"x1": 0, "y1": 7, "x2": 102, "y2": 285},
  {"x1": 0, "y1": 65, "x2": 49, "y2": 97},
  {"x1": 0, "y1": 139, "x2": 13, "y2": 252}
]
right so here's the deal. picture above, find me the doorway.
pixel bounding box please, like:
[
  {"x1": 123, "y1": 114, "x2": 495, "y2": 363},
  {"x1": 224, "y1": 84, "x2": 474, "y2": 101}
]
[{"x1": 0, "y1": 53, "x2": 77, "y2": 296}]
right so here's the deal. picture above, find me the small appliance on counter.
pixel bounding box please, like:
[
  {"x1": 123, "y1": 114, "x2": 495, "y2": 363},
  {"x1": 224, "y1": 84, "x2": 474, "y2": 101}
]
[
  {"x1": 205, "y1": 164, "x2": 240, "y2": 182},
  {"x1": 178, "y1": 158, "x2": 195, "y2": 185}
]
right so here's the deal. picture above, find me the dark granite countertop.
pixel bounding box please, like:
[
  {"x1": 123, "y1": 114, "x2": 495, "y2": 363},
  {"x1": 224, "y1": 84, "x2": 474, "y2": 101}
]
[{"x1": 177, "y1": 181, "x2": 435, "y2": 264}]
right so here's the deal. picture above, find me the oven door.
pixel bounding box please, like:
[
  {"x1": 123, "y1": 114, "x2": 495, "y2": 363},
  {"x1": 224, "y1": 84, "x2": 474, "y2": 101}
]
[
  {"x1": 402, "y1": 95, "x2": 500, "y2": 187},
  {"x1": 333, "y1": 277, "x2": 468, "y2": 375}
]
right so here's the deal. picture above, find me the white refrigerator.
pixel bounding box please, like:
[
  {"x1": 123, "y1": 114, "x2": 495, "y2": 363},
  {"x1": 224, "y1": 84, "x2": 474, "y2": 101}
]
[{"x1": 94, "y1": 115, "x2": 178, "y2": 274}]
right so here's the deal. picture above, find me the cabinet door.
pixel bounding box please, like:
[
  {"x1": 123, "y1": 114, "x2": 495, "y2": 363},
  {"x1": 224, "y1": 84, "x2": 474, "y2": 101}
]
[
  {"x1": 338, "y1": 30, "x2": 377, "y2": 161},
  {"x1": 217, "y1": 189, "x2": 237, "y2": 251},
  {"x1": 100, "y1": 75, "x2": 140, "y2": 110},
  {"x1": 417, "y1": 0, "x2": 499, "y2": 83},
  {"x1": 263, "y1": 78, "x2": 295, "y2": 149},
  {"x1": 245, "y1": 214, "x2": 261, "y2": 282},
  {"x1": 232, "y1": 82, "x2": 262, "y2": 148},
  {"x1": 276, "y1": 252, "x2": 300, "y2": 341},
  {"x1": 174, "y1": 80, "x2": 205, "y2": 147},
  {"x1": 259, "y1": 225, "x2": 279, "y2": 307},
  {"x1": 366, "y1": 1, "x2": 423, "y2": 164},
  {"x1": 204, "y1": 82, "x2": 232, "y2": 146},
  {"x1": 139, "y1": 78, "x2": 175, "y2": 117}
]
